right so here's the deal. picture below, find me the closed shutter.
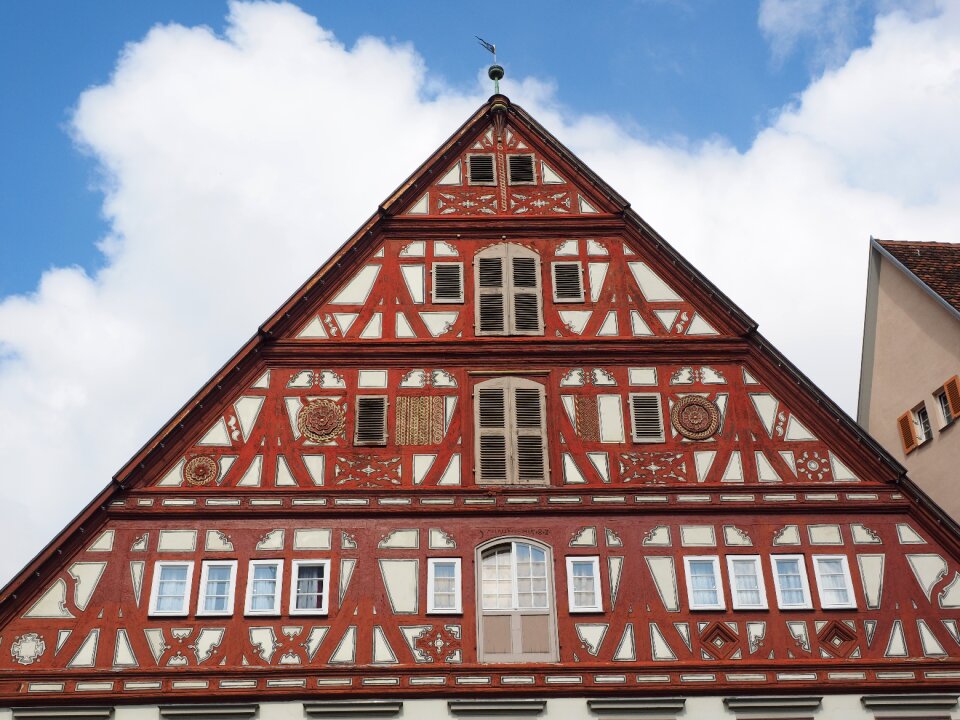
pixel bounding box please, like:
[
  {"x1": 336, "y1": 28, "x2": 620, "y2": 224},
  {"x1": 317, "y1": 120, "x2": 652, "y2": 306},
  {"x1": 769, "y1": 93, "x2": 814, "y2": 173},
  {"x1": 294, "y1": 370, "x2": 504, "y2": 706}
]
[
  {"x1": 507, "y1": 154, "x2": 536, "y2": 184},
  {"x1": 552, "y1": 262, "x2": 584, "y2": 302},
  {"x1": 897, "y1": 411, "x2": 918, "y2": 455},
  {"x1": 945, "y1": 375, "x2": 960, "y2": 417},
  {"x1": 477, "y1": 387, "x2": 508, "y2": 482},
  {"x1": 477, "y1": 256, "x2": 506, "y2": 334},
  {"x1": 355, "y1": 396, "x2": 388, "y2": 446},
  {"x1": 432, "y1": 262, "x2": 464, "y2": 303},
  {"x1": 468, "y1": 154, "x2": 495, "y2": 185},
  {"x1": 514, "y1": 386, "x2": 547, "y2": 483},
  {"x1": 510, "y1": 254, "x2": 543, "y2": 334},
  {"x1": 630, "y1": 393, "x2": 664, "y2": 443}
]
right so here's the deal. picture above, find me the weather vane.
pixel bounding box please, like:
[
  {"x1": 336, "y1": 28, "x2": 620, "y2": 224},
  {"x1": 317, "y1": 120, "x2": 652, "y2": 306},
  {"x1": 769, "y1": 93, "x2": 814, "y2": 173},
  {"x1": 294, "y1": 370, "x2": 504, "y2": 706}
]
[{"x1": 476, "y1": 36, "x2": 504, "y2": 94}]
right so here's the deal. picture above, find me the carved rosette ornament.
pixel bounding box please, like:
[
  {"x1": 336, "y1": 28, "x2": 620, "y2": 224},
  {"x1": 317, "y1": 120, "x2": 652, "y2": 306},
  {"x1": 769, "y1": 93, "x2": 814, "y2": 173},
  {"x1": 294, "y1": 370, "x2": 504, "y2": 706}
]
[
  {"x1": 298, "y1": 398, "x2": 345, "y2": 443},
  {"x1": 183, "y1": 455, "x2": 219, "y2": 486},
  {"x1": 671, "y1": 395, "x2": 721, "y2": 440}
]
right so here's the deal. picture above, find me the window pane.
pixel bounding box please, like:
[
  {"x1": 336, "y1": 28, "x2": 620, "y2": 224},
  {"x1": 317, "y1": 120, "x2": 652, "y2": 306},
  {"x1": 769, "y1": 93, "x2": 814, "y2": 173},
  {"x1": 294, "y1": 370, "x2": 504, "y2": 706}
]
[
  {"x1": 157, "y1": 565, "x2": 188, "y2": 612},
  {"x1": 202, "y1": 564, "x2": 232, "y2": 612},
  {"x1": 295, "y1": 565, "x2": 325, "y2": 610},
  {"x1": 776, "y1": 559, "x2": 805, "y2": 605},
  {"x1": 817, "y1": 559, "x2": 850, "y2": 605},
  {"x1": 731, "y1": 559, "x2": 761, "y2": 606},
  {"x1": 689, "y1": 560, "x2": 718, "y2": 606},
  {"x1": 251, "y1": 564, "x2": 278, "y2": 610}
]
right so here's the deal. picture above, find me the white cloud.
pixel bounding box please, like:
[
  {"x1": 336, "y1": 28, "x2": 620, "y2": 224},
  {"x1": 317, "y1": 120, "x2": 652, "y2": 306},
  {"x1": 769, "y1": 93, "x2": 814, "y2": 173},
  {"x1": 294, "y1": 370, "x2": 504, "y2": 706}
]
[
  {"x1": 759, "y1": 0, "x2": 866, "y2": 68},
  {"x1": 2, "y1": 0, "x2": 960, "y2": 583}
]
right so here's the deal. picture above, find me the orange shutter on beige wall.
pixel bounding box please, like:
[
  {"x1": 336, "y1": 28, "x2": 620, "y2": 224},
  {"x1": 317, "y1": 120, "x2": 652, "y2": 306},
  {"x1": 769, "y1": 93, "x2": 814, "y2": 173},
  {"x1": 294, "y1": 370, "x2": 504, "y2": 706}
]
[
  {"x1": 897, "y1": 411, "x2": 918, "y2": 454},
  {"x1": 944, "y1": 375, "x2": 960, "y2": 418}
]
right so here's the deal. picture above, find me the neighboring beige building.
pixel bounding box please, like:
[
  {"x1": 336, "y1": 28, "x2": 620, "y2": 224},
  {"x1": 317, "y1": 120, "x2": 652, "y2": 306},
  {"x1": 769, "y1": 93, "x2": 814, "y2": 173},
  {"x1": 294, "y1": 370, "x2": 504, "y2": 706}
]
[{"x1": 859, "y1": 238, "x2": 960, "y2": 520}]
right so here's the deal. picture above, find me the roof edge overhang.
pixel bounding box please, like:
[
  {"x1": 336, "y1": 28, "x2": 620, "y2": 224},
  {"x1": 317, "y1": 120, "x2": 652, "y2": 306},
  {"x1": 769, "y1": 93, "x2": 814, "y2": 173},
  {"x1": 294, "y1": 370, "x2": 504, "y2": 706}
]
[{"x1": 872, "y1": 237, "x2": 960, "y2": 324}]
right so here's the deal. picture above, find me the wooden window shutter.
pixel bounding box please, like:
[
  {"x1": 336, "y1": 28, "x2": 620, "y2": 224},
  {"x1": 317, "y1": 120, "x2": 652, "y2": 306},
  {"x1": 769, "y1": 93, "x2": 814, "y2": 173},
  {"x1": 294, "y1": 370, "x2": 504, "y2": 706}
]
[
  {"x1": 477, "y1": 387, "x2": 509, "y2": 482},
  {"x1": 507, "y1": 154, "x2": 536, "y2": 184},
  {"x1": 355, "y1": 396, "x2": 388, "y2": 446},
  {"x1": 630, "y1": 393, "x2": 665, "y2": 443},
  {"x1": 552, "y1": 262, "x2": 584, "y2": 302},
  {"x1": 514, "y1": 386, "x2": 547, "y2": 484},
  {"x1": 510, "y1": 253, "x2": 543, "y2": 334},
  {"x1": 432, "y1": 263, "x2": 464, "y2": 303},
  {"x1": 468, "y1": 154, "x2": 496, "y2": 185},
  {"x1": 945, "y1": 375, "x2": 960, "y2": 417},
  {"x1": 897, "y1": 411, "x2": 919, "y2": 455},
  {"x1": 477, "y1": 256, "x2": 506, "y2": 334}
]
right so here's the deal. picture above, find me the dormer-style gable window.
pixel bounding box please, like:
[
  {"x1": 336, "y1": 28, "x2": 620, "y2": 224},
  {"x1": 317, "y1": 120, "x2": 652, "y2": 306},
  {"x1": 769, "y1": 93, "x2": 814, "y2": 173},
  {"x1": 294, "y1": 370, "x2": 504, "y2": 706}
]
[
  {"x1": 474, "y1": 376, "x2": 549, "y2": 485},
  {"x1": 475, "y1": 244, "x2": 544, "y2": 336}
]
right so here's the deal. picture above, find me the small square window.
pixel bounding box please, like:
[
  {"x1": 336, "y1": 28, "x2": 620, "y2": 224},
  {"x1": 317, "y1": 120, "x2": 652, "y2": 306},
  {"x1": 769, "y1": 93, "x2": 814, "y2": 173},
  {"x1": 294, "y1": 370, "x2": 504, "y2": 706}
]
[
  {"x1": 771, "y1": 554, "x2": 813, "y2": 609},
  {"x1": 812, "y1": 555, "x2": 856, "y2": 609},
  {"x1": 149, "y1": 561, "x2": 194, "y2": 617},
  {"x1": 507, "y1": 154, "x2": 536, "y2": 185},
  {"x1": 197, "y1": 560, "x2": 237, "y2": 616},
  {"x1": 290, "y1": 560, "x2": 331, "y2": 615},
  {"x1": 355, "y1": 396, "x2": 388, "y2": 446},
  {"x1": 629, "y1": 393, "x2": 665, "y2": 443},
  {"x1": 726, "y1": 555, "x2": 767, "y2": 610},
  {"x1": 565, "y1": 556, "x2": 602, "y2": 612},
  {"x1": 432, "y1": 262, "x2": 464, "y2": 303},
  {"x1": 427, "y1": 558, "x2": 462, "y2": 614},
  {"x1": 467, "y1": 154, "x2": 496, "y2": 185},
  {"x1": 683, "y1": 556, "x2": 725, "y2": 610},
  {"x1": 245, "y1": 559, "x2": 283, "y2": 616}
]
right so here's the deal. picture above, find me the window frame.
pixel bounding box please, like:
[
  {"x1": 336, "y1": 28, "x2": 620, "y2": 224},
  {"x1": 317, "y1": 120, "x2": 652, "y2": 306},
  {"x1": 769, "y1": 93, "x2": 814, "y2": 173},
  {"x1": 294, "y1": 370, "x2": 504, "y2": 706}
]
[
  {"x1": 244, "y1": 559, "x2": 284, "y2": 616},
  {"x1": 628, "y1": 392, "x2": 665, "y2": 443},
  {"x1": 354, "y1": 394, "x2": 388, "y2": 446},
  {"x1": 683, "y1": 555, "x2": 725, "y2": 610},
  {"x1": 431, "y1": 261, "x2": 465, "y2": 304},
  {"x1": 148, "y1": 560, "x2": 195, "y2": 618},
  {"x1": 551, "y1": 261, "x2": 585, "y2": 303},
  {"x1": 467, "y1": 153, "x2": 497, "y2": 186},
  {"x1": 725, "y1": 555, "x2": 768, "y2": 610},
  {"x1": 913, "y1": 402, "x2": 933, "y2": 444},
  {"x1": 935, "y1": 389, "x2": 954, "y2": 429},
  {"x1": 196, "y1": 560, "x2": 238, "y2": 617},
  {"x1": 506, "y1": 153, "x2": 537, "y2": 185},
  {"x1": 474, "y1": 376, "x2": 549, "y2": 486},
  {"x1": 427, "y1": 557, "x2": 463, "y2": 614},
  {"x1": 565, "y1": 555, "x2": 603, "y2": 613},
  {"x1": 771, "y1": 554, "x2": 813, "y2": 610},
  {"x1": 288, "y1": 559, "x2": 331, "y2": 616},
  {"x1": 812, "y1": 554, "x2": 857, "y2": 610}
]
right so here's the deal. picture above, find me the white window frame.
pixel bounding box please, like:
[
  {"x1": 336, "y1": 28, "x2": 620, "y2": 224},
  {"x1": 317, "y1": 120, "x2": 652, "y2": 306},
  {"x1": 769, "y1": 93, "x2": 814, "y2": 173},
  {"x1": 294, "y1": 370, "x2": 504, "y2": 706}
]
[
  {"x1": 427, "y1": 558, "x2": 463, "y2": 614},
  {"x1": 196, "y1": 560, "x2": 237, "y2": 617},
  {"x1": 565, "y1": 556, "x2": 603, "y2": 613},
  {"x1": 148, "y1": 560, "x2": 195, "y2": 617},
  {"x1": 507, "y1": 153, "x2": 537, "y2": 185},
  {"x1": 431, "y1": 262, "x2": 465, "y2": 304},
  {"x1": 771, "y1": 554, "x2": 813, "y2": 610},
  {"x1": 812, "y1": 554, "x2": 857, "y2": 610},
  {"x1": 683, "y1": 555, "x2": 725, "y2": 610},
  {"x1": 244, "y1": 559, "x2": 284, "y2": 616},
  {"x1": 467, "y1": 153, "x2": 496, "y2": 186},
  {"x1": 289, "y1": 559, "x2": 331, "y2": 616},
  {"x1": 725, "y1": 555, "x2": 767, "y2": 610},
  {"x1": 551, "y1": 261, "x2": 585, "y2": 303},
  {"x1": 913, "y1": 402, "x2": 933, "y2": 444}
]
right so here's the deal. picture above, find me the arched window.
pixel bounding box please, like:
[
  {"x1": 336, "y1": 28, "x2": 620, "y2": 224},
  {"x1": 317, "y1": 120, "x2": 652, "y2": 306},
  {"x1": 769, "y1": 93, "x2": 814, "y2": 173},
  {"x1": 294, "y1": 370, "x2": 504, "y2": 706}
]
[
  {"x1": 476, "y1": 539, "x2": 558, "y2": 663},
  {"x1": 474, "y1": 244, "x2": 544, "y2": 336},
  {"x1": 474, "y1": 376, "x2": 549, "y2": 485}
]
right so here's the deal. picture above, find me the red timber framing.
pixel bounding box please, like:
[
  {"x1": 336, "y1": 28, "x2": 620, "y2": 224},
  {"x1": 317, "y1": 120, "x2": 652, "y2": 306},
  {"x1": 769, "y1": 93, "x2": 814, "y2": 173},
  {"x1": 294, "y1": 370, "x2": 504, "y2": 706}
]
[{"x1": 2, "y1": 94, "x2": 960, "y2": 707}]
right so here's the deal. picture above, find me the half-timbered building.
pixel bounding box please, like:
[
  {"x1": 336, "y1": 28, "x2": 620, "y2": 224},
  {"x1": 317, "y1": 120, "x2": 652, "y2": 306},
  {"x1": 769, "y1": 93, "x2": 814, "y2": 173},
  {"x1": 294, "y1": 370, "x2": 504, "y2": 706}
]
[{"x1": 2, "y1": 87, "x2": 960, "y2": 719}]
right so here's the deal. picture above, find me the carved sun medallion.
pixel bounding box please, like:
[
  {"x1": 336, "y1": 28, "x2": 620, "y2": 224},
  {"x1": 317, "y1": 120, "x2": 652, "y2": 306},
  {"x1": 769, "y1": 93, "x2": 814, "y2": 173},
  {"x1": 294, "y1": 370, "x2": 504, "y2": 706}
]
[
  {"x1": 671, "y1": 395, "x2": 721, "y2": 440},
  {"x1": 183, "y1": 455, "x2": 219, "y2": 486},
  {"x1": 298, "y1": 398, "x2": 345, "y2": 443}
]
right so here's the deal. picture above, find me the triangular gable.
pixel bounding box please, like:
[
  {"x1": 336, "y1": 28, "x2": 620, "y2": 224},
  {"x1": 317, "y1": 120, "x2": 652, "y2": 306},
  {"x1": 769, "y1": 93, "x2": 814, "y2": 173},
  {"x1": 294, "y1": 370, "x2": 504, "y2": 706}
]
[{"x1": 399, "y1": 119, "x2": 613, "y2": 218}]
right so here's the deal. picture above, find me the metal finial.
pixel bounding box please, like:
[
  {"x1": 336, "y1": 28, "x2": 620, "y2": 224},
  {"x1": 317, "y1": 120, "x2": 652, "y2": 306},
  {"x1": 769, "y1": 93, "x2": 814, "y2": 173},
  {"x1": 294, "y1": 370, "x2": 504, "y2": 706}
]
[{"x1": 476, "y1": 36, "x2": 503, "y2": 94}]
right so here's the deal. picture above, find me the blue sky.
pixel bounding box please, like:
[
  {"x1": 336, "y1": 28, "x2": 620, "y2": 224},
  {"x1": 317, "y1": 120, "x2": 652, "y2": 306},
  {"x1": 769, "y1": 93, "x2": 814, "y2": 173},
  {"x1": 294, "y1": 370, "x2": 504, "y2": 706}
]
[{"x1": 0, "y1": 0, "x2": 869, "y2": 295}]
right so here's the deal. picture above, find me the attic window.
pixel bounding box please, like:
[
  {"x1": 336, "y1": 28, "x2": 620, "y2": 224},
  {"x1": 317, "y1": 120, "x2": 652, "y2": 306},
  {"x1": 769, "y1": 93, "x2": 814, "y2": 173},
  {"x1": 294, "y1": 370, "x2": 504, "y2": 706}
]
[
  {"x1": 432, "y1": 262, "x2": 464, "y2": 303},
  {"x1": 475, "y1": 244, "x2": 544, "y2": 336},
  {"x1": 355, "y1": 396, "x2": 388, "y2": 445},
  {"x1": 507, "y1": 154, "x2": 536, "y2": 185},
  {"x1": 629, "y1": 393, "x2": 664, "y2": 443},
  {"x1": 551, "y1": 262, "x2": 584, "y2": 303},
  {"x1": 468, "y1": 154, "x2": 496, "y2": 185}
]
